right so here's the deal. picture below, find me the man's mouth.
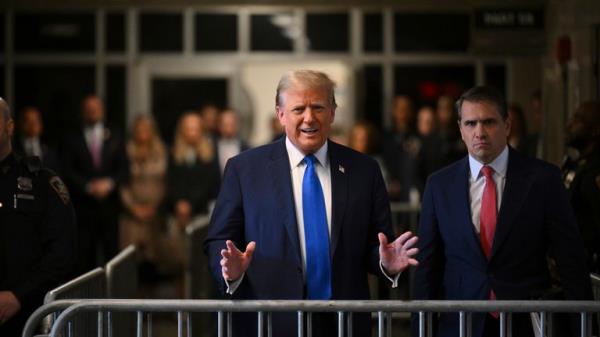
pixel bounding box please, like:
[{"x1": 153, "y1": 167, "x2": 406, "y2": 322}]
[{"x1": 301, "y1": 127, "x2": 318, "y2": 135}]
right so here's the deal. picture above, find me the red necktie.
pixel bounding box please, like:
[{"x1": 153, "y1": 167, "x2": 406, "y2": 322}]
[{"x1": 480, "y1": 165, "x2": 498, "y2": 317}]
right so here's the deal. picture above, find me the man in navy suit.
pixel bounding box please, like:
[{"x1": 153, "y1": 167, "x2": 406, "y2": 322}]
[
  {"x1": 204, "y1": 70, "x2": 419, "y2": 337},
  {"x1": 412, "y1": 86, "x2": 593, "y2": 337}
]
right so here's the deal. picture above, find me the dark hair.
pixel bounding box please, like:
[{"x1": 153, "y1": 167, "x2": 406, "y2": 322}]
[{"x1": 455, "y1": 86, "x2": 507, "y2": 121}]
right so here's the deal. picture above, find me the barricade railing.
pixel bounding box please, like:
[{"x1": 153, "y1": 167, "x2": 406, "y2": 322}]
[
  {"x1": 105, "y1": 245, "x2": 139, "y2": 337},
  {"x1": 40, "y1": 268, "x2": 106, "y2": 336},
  {"x1": 184, "y1": 215, "x2": 211, "y2": 300},
  {"x1": 24, "y1": 299, "x2": 600, "y2": 337},
  {"x1": 106, "y1": 245, "x2": 137, "y2": 298},
  {"x1": 591, "y1": 274, "x2": 600, "y2": 300},
  {"x1": 185, "y1": 215, "x2": 213, "y2": 337}
]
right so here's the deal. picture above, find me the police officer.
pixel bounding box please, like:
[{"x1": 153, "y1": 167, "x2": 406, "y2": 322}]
[
  {"x1": 0, "y1": 97, "x2": 77, "y2": 337},
  {"x1": 563, "y1": 101, "x2": 600, "y2": 274}
]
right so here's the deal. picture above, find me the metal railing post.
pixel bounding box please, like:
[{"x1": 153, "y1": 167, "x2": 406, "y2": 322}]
[
  {"x1": 258, "y1": 311, "x2": 264, "y2": 337},
  {"x1": 337, "y1": 311, "x2": 344, "y2": 337},
  {"x1": 297, "y1": 311, "x2": 304, "y2": 337},
  {"x1": 459, "y1": 311, "x2": 466, "y2": 337},
  {"x1": 218, "y1": 311, "x2": 224, "y2": 337},
  {"x1": 378, "y1": 311, "x2": 385, "y2": 337},
  {"x1": 500, "y1": 312, "x2": 506, "y2": 337}
]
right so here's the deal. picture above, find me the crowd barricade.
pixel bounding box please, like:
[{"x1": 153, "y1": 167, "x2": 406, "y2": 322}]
[
  {"x1": 184, "y1": 215, "x2": 213, "y2": 337},
  {"x1": 106, "y1": 245, "x2": 139, "y2": 337},
  {"x1": 22, "y1": 299, "x2": 600, "y2": 337},
  {"x1": 39, "y1": 268, "x2": 106, "y2": 337}
]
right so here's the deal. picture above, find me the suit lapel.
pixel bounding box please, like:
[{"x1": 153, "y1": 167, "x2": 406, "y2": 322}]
[
  {"x1": 328, "y1": 141, "x2": 348, "y2": 257},
  {"x1": 268, "y1": 140, "x2": 302, "y2": 266},
  {"x1": 452, "y1": 157, "x2": 488, "y2": 263},
  {"x1": 490, "y1": 149, "x2": 533, "y2": 258}
]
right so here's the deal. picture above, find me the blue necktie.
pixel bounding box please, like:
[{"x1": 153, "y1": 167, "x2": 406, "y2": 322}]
[{"x1": 302, "y1": 154, "x2": 332, "y2": 299}]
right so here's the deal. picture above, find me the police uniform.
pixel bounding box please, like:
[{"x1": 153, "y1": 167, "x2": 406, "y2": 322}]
[
  {"x1": 0, "y1": 152, "x2": 76, "y2": 337},
  {"x1": 562, "y1": 148, "x2": 600, "y2": 274}
]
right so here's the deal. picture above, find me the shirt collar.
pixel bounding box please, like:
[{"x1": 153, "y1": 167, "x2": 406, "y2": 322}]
[
  {"x1": 285, "y1": 137, "x2": 328, "y2": 169},
  {"x1": 468, "y1": 145, "x2": 509, "y2": 180}
]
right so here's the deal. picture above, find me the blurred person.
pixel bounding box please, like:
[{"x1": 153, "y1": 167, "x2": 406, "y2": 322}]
[
  {"x1": 13, "y1": 106, "x2": 60, "y2": 171},
  {"x1": 526, "y1": 90, "x2": 543, "y2": 158},
  {"x1": 412, "y1": 86, "x2": 593, "y2": 337},
  {"x1": 204, "y1": 70, "x2": 418, "y2": 337},
  {"x1": 270, "y1": 114, "x2": 285, "y2": 142},
  {"x1": 168, "y1": 111, "x2": 220, "y2": 228},
  {"x1": 216, "y1": 109, "x2": 249, "y2": 174},
  {"x1": 381, "y1": 95, "x2": 421, "y2": 201},
  {"x1": 0, "y1": 97, "x2": 76, "y2": 337},
  {"x1": 348, "y1": 120, "x2": 389, "y2": 184},
  {"x1": 120, "y1": 115, "x2": 167, "y2": 269},
  {"x1": 416, "y1": 105, "x2": 436, "y2": 138},
  {"x1": 437, "y1": 95, "x2": 466, "y2": 165},
  {"x1": 415, "y1": 106, "x2": 443, "y2": 193},
  {"x1": 199, "y1": 103, "x2": 220, "y2": 138},
  {"x1": 507, "y1": 103, "x2": 530, "y2": 154},
  {"x1": 562, "y1": 101, "x2": 600, "y2": 273},
  {"x1": 62, "y1": 95, "x2": 128, "y2": 272}
]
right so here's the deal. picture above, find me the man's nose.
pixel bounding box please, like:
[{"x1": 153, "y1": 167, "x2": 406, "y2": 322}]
[
  {"x1": 303, "y1": 108, "x2": 315, "y2": 123},
  {"x1": 474, "y1": 122, "x2": 486, "y2": 137}
]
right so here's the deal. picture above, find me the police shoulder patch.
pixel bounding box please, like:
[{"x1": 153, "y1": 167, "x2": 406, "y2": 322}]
[{"x1": 49, "y1": 176, "x2": 71, "y2": 205}]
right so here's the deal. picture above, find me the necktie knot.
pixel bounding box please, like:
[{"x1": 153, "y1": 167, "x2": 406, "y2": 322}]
[
  {"x1": 304, "y1": 154, "x2": 318, "y2": 167},
  {"x1": 481, "y1": 165, "x2": 494, "y2": 180}
]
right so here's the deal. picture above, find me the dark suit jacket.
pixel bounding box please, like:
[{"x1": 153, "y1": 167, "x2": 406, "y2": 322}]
[
  {"x1": 61, "y1": 125, "x2": 128, "y2": 201},
  {"x1": 412, "y1": 148, "x2": 593, "y2": 337},
  {"x1": 204, "y1": 139, "x2": 395, "y2": 337}
]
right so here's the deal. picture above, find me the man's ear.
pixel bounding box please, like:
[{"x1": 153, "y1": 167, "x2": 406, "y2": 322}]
[{"x1": 276, "y1": 106, "x2": 285, "y2": 125}]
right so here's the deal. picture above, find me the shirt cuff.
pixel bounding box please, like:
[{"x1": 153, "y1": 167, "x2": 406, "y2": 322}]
[
  {"x1": 225, "y1": 273, "x2": 245, "y2": 294},
  {"x1": 379, "y1": 260, "x2": 401, "y2": 288}
]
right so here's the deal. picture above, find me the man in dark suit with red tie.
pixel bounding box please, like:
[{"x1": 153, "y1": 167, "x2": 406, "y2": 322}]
[
  {"x1": 412, "y1": 86, "x2": 593, "y2": 337},
  {"x1": 205, "y1": 70, "x2": 419, "y2": 337}
]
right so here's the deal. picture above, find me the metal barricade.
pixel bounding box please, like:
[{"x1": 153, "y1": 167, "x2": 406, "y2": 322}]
[
  {"x1": 184, "y1": 215, "x2": 213, "y2": 337},
  {"x1": 387, "y1": 202, "x2": 421, "y2": 301},
  {"x1": 106, "y1": 245, "x2": 139, "y2": 337},
  {"x1": 41, "y1": 268, "x2": 106, "y2": 337},
  {"x1": 184, "y1": 215, "x2": 211, "y2": 300},
  {"x1": 29, "y1": 299, "x2": 600, "y2": 337},
  {"x1": 106, "y1": 245, "x2": 138, "y2": 298},
  {"x1": 591, "y1": 274, "x2": 600, "y2": 300}
]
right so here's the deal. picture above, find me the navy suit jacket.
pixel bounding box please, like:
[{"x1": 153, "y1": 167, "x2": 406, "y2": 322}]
[
  {"x1": 412, "y1": 148, "x2": 593, "y2": 337},
  {"x1": 204, "y1": 139, "x2": 394, "y2": 337}
]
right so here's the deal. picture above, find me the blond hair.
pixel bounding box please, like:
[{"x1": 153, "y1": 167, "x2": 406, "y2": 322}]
[
  {"x1": 275, "y1": 70, "x2": 337, "y2": 108},
  {"x1": 172, "y1": 112, "x2": 214, "y2": 164}
]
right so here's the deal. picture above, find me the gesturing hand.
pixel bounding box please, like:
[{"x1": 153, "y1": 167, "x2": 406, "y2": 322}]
[
  {"x1": 379, "y1": 231, "x2": 419, "y2": 275},
  {"x1": 220, "y1": 240, "x2": 256, "y2": 281}
]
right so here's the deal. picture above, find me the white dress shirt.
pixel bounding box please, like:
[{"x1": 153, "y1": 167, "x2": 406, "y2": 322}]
[
  {"x1": 84, "y1": 122, "x2": 104, "y2": 154},
  {"x1": 23, "y1": 137, "x2": 42, "y2": 158},
  {"x1": 218, "y1": 138, "x2": 243, "y2": 174},
  {"x1": 468, "y1": 146, "x2": 509, "y2": 232}
]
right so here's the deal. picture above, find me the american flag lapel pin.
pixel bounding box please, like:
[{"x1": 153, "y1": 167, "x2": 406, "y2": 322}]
[{"x1": 338, "y1": 165, "x2": 345, "y2": 173}]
